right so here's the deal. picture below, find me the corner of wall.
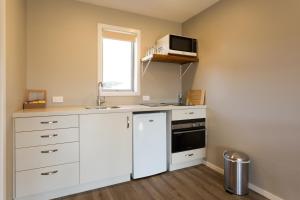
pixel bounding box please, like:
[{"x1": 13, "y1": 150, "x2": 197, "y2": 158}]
[
  {"x1": 5, "y1": 0, "x2": 27, "y2": 199},
  {"x1": 0, "y1": 0, "x2": 7, "y2": 199}
]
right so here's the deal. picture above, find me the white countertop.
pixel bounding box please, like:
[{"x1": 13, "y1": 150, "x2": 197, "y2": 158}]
[{"x1": 13, "y1": 104, "x2": 207, "y2": 118}]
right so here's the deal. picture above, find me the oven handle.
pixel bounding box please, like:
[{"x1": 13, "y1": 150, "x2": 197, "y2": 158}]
[{"x1": 172, "y1": 129, "x2": 206, "y2": 135}]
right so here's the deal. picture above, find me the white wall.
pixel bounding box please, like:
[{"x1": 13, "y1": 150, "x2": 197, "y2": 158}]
[
  {"x1": 0, "y1": 0, "x2": 6, "y2": 198},
  {"x1": 183, "y1": 0, "x2": 300, "y2": 199},
  {"x1": 27, "y1": 0, "x2": 182, "y2": 107}
]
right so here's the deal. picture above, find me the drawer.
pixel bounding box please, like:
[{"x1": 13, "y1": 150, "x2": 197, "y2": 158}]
[
  {"x1": 15, "y1": 115, "x2": 79, "y2": 132},
  {"x1": 172, "y1": 109, "x2": 206, "y2": 121},
  {"x1": 16, "y1": 142, "x2": 79, "y2": 171},
  {"x1": 16, "y1": 162, "x2": 79, "y2": 198},
  {"x1": 16, "y1": 128, "x2": 79, "y2": 148},
  {"x1": 172, "y1": 148, "x2": 206, "y2": 164}
]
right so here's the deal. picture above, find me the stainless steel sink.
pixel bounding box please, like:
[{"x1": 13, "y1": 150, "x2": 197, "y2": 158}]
[{"x1": 85, "y1": 106, "x2": 120, "y2": 110}]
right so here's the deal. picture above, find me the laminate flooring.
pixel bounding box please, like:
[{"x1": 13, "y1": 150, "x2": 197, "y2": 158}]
[{"x1": 56, "y1": 165, "x2": 268, "y2": 200}]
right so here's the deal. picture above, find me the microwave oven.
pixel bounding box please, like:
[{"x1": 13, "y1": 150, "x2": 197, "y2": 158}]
[{"x1": 156, "y1": 34, "x2": 197, "y2": 57}]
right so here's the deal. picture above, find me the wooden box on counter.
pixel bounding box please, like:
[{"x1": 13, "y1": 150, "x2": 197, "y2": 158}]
[{"x1": 23, "y1": 89, "x2": 47, "y2": 109}]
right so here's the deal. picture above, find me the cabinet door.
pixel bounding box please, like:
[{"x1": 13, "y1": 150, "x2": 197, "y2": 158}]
[
  {"x1": 80, "y1": 113, "x2": 132, "y2": 184},
  {"x1": 133, "y1": 113, "x2": 167, "y2": 178}
]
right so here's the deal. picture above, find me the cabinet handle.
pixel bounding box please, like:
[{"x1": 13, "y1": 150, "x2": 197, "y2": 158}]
[
  {"x1": 41, "y1": 170, "x2": 58, "y2": 176},
  {"x1": 40, "y1": 121, "x2": 58, "y2": 124},
  {"x1": 189, "y1": 112, "x2": 194, "y2": 115},
  {"x1": 40, "y1": 134, "x2": 58, "y2": 138},
  {"x1": 127, "y1": 116, "x2": 130, "y2": 128},
  {"x1": 149, "y1": 120, "x2": 154, "y2": 122},
  {"x1": 186, "y1": 153, "x2": 194, "y2": 157},
  {"x1": 41, "y1": 149, "x2": 58, "y2": 154},
  {"x1": 173, "y1": 129, "x2": 206, "y2": 135}
]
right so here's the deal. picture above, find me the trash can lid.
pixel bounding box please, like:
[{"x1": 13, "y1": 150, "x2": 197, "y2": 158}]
[{"x1": 223, "y1": 151, "x2": 250, "y2": 162}]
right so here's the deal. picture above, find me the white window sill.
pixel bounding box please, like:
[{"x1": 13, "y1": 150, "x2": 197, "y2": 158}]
[{"x1": 102, "y1": 91, "x2": 140, "y2": 97}]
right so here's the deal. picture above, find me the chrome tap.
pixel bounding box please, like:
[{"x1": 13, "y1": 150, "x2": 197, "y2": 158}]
[{"x1": 97, "y1": 82, "x2": 105, "y2": 106}]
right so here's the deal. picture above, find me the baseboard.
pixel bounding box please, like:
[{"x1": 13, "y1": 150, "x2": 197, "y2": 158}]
[
  {"x1": 14, "y1": 174, "x2": 131, "y2": 200},
  {"x1": 248, "y1": 183, "x2": 284, "y2": 200},
  {"x1": 204, "y1": 161, "x2": 284, "y2": 200},
  {"x1": 169, "y1": 159, "x2": 203, "y2": 171},
  {"x1": 204, "y1": 161, "x2": 224, "y2": 175}
]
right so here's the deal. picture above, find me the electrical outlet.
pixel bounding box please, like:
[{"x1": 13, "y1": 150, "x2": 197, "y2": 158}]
[
  {"x1": 52, "y1": 96, "x2": 64, "y2": 103},
  {"x1": 143, "y1": 96, "x2": 150, "y2": 101}
]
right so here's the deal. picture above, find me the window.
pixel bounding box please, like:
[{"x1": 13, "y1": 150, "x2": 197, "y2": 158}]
[{"x1": 98, "y1": 24, "x2": 141, "y2": 96}]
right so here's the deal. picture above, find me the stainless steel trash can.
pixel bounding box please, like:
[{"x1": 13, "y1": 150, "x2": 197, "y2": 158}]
[{"x1": 223, "y1": 151, "x2": 250, "y2": 195}]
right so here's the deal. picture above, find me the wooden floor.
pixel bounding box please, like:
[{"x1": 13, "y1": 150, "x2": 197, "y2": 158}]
[{"x1": 57, "y1": 165, "x2": 267, "y2": 200}]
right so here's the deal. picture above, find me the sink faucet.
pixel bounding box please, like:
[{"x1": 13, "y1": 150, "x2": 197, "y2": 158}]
[{"x1": 97, "y1": 81, "x2": 105, "y2": 106}]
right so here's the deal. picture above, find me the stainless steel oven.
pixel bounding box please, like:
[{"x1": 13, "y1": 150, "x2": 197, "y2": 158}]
[{"x1": 171, "y1": 118, "x2": 206, "y2": 153}]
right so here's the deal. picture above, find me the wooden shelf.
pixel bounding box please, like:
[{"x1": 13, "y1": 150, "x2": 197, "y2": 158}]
[{"x1": 141, "y1": 54, "x2": 199, "y2": 65}]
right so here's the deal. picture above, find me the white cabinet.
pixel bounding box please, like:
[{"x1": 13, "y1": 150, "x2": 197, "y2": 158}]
[
  {"x1": 169, "y1": 108, "x2": 206, "y2": 171},
  {"x1": 16, "y1": 142, "x2": 79, "y2": 171},
  {"x1": 15, "y1": 128, "x2": 79, "y2": 148},
  {"x1": 80, "y1": 112, "x2": 132, "y2": 184},
  {"x1": 172, "y1": 108, "x2": 206, "y2": 121},
  {"x1": 15, "y1": 115, "x2": 78, "y2": 132},
  {"x1": 14, "y1": 115, "x2": 80, "y2": 199},
  {"x1": 12, "y1": 106, "x2": 206, "y2": 199},
  {"x1": 172, "y1": 148, "x2": 206, "y2": 164},
  {"x1": 16, "y1": 163, "x2": 79, "y2": 198}
]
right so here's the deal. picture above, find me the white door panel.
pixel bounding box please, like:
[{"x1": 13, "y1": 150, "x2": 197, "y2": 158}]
[
  {"x1": 80, "y1": 113, "x2": 132, "y2": 184},
  {"x1": 133, "y1": 112, "x2": 167, "y2": 179}
]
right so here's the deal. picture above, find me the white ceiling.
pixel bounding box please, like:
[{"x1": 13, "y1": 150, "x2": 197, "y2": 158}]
[{"x1": 76, "y1": 0, "x2": 219, "y2": 23}]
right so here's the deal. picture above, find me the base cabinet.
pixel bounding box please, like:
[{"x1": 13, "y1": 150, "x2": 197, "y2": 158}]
[
  {"x1": 16, "y1": 163, "x2": 79, "y2": 198},
  {"x1": 13, "y1": 107, "x2": 206, "y2": 200},
  {"x1": 169, "y1": 108, "x2": 207, "y2": 171},
  {"x1": 13, "y1": 115, "x2": 80, "y2": 200},
  {"x1": 80, "y1": 112, "x2": 132, "y2": 184}
]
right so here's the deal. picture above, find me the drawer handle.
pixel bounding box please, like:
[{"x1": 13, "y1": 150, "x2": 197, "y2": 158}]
[
  {"x1": 40, "y1": 134, "x2": 58, "y2": 138},
  {"x1": 149, "y1": 120, "x2": 154, "y2": 122},
  {"x1": 41, "y1": 170, "x2": 58, "y2": 176},
  {"x1": 41, "y1": 149, "x2": 58, "y2": 154},
  {"x1": 184, "y1": 112, "x2": 194, "y2": 115},
  {"x1": 186, "y1": 153, "x2": 194, "y2": 157},
  {"x1": 40, "y1": 121, "x2": 58, "y2": 124}
]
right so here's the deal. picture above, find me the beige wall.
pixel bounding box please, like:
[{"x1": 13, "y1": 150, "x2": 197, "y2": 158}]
[
  {"x1": 183, "y1": 0, "x2": 300, "y2": 199},
  {"x1": 0, "y1": 0, "x2": 6, "y2": 198},
  {"x1": 6, "y1": 0, "x2": 27, "y2": 199},
  {"x1": 27, "y1": 0, "x2": 182, "y2": 106}
]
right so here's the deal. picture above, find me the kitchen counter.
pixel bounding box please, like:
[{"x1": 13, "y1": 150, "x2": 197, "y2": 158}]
[
  {"x1": 13, "y1": 104, "x2": 207, "y2": 199},
  {"x1": 13, "y1": 104, "x2": 207, "y2": 118}
]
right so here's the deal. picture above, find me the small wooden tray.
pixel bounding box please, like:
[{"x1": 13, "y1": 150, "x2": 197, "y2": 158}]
[
  {"x1": 23, "y1": 102, "x2": 46, "y2": 109},
  {"x1": 23, "y1": 89, "x2": 47, "y2": 109}
]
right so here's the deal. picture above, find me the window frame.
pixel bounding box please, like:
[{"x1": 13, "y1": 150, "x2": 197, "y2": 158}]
[{"x1": 98, "y1": 23, "x2": 141, "y2": 96}]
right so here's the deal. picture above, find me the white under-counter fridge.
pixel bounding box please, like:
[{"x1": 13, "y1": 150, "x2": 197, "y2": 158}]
[{"x1": 132, "y1": 112, "x2": 167, "y2": 179}]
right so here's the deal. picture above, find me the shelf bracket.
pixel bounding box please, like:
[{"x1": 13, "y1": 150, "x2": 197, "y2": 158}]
[
  {"x1": 180, "y1": 62, "x2": 193, "y2": 79},
  {"x1": 142, "y1": 58, "x2": 152, "y2": 76}
]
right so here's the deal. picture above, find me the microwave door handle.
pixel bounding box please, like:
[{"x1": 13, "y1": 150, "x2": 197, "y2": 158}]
[
  {"x1": 192, "y1": 39, "x2": 197, "y2": 52},
  {"x1": 173, "y1": 129, "x2": 206, "y2": 135},
  {"x1": 191, "y1": 39, "x2": 193, "y2": 52}
]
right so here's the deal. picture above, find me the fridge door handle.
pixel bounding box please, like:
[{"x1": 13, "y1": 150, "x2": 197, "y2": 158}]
[{"x1": 127, "y1": 116, "x2": 130, "y2": 128}]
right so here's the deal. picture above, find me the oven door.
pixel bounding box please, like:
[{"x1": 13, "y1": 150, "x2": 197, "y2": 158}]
[{"x1": 172, "y1": 128, "x2": 205, "y2": 153}]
